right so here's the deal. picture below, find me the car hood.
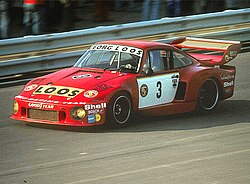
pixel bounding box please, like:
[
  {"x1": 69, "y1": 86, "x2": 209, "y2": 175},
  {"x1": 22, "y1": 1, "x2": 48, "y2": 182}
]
[
  {"x1": 20, "y1": 68, "x2": 134, "y2": 102},
  {"x1": 39, "y1": 68, "x2": 125, "y2": 88}
]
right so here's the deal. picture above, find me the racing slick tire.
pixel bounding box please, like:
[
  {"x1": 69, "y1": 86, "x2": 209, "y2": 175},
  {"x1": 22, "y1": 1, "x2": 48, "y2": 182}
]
[
  {"x1": 106, "y1": 92, "x2": 132, "y2": 128},
  {"x1": 197, "y1": 78, "x2": 219, "y2": 112}
]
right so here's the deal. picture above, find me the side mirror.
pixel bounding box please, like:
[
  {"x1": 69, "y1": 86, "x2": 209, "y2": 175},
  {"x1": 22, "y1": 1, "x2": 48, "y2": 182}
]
[{"x1": 144, "y1": 68, "x2": 153, "y2": 75}]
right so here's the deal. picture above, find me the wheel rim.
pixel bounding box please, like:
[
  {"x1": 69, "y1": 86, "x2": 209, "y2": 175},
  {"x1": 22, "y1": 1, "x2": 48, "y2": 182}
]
[
  {"x1": 199, "y1": 79, "x2": 219, "y2": 110},
  {"x1": 112, "y1": 96, "x2": 131, "y2": 124}
]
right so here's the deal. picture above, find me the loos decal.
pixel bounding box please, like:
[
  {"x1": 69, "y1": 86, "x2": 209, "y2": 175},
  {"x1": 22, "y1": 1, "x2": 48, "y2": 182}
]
[
  {"x1": 224, "y1": 81, "x2": 234, "y2": 88},
  {"x1": 28, "y1": 103, "x2": 54, "y2": 109},
  {"x1": 90, "y1": 44, "x2": 143, "y2": 57},
  {"x1": 33, "y1": 85, "x2": 84, "y2": 98}
]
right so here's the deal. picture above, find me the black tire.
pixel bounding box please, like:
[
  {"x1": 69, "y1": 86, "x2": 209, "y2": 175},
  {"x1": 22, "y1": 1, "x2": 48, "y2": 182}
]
[
  {"x1": 106, "y1": 93, "x2": 132, "y2": 128},
  {"x1": 197, "y1": 78, "x2": 219, "y2": 112}
]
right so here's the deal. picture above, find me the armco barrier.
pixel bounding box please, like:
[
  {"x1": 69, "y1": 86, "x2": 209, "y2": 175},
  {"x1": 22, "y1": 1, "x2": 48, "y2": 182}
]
[{"x1": 0, "y1": 8, "x2": 249, "y2": 77}]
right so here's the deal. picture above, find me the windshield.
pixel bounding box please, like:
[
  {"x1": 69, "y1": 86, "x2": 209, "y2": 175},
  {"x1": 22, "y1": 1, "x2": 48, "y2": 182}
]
[{"x1": 74, "y1": 44, "x2": 143, "y2": 73}]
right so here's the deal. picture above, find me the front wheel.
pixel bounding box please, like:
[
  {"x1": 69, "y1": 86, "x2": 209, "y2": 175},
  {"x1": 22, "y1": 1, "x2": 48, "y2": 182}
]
[
  {"x1": 106, "y1": 93, "x2": 132, "y2": 128},
  {"x1": 197, "y1": 78, "x2": 219, "y2": 112}
]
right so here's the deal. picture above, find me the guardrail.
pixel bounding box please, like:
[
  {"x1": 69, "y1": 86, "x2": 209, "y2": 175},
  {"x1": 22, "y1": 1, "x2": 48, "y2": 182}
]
[{"x1": 0, "y1": 8, "x2": 250, "y2": 78}]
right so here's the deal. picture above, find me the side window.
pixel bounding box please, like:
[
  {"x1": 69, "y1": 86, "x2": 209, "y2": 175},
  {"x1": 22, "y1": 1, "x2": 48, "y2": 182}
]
[
  {"x1": 143, "y1": 50, "x2": 171, "y2": 73},
  {"x1": 172, "y1": 51, "x2": 193, "y2": 68},
  {"x1": 150, "y1": 50, "x2": 164, "y2": 72}
]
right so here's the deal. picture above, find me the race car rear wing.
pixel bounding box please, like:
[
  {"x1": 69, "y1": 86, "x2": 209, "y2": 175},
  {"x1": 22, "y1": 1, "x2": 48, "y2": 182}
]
[{"x1": 171, "y1": 37, "x2": 242, "y2": 66}]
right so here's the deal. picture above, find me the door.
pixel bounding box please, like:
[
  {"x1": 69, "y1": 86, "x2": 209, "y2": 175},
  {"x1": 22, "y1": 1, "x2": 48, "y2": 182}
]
[{"x1": 137, "y1": 72, "x2": 179, "y2": 109}]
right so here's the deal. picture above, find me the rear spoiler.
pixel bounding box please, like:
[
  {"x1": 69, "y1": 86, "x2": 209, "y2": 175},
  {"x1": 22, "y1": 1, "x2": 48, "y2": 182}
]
[{"x1": 171, "y1": 37, "x2": 242, "y2": 66}]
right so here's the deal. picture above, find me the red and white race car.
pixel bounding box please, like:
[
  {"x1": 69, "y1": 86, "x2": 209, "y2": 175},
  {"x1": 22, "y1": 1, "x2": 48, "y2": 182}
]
[{"x1": 11, "y1": 37, "x2": 241, "y2": 128}]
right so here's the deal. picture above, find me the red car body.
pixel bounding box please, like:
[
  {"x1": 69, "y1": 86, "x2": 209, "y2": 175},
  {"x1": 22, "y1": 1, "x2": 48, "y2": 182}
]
[{"x1": 11, "y1": 37, "x2": 242, "y2": 128}]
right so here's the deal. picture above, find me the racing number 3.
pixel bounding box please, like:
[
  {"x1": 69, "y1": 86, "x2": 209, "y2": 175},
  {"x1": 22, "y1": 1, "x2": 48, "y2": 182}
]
[
  {"x1": 137, "y1": 72, "x2": 180, "y2": 109},
  {"x1": 156, "y1": 81, "x2": 162, "y2": 98}
]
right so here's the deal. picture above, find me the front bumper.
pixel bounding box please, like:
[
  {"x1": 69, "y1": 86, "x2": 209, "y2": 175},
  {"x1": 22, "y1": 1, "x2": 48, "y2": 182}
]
[{"x1": 11, "y1": 96, "x2": 107, "y2": 126}]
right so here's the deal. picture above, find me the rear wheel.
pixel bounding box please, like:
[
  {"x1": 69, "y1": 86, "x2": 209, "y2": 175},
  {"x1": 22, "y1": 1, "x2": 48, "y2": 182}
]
[
  {"x1": 197, "y1": 78, "x2": 219, "y2": 112},
  {"x1": 106, "y1": 93, "x2": 132, "y2": 128}
]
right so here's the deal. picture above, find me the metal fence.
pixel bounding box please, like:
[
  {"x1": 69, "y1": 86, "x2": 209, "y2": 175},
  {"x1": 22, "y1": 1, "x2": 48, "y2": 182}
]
[{"x1": 0, "y1": 8, "x2": 249, "y2": 77}]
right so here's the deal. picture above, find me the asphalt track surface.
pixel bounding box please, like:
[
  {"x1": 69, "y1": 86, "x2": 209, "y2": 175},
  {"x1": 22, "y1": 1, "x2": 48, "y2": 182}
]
[{"x1": 0, "y1": 52, "x2": 250, "y2": 184}]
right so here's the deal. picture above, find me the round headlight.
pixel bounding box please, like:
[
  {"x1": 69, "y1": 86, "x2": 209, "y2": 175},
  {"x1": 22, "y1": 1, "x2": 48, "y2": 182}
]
[
  {"x1": 13, "y1": 100, "x2": 18, "y2": 114},
  {"x1": 70, "y1": 107, "x2": 86, "y2": 120},
  {"x1": 76, "y1": 108, "x2": 86, "y2": 119}
]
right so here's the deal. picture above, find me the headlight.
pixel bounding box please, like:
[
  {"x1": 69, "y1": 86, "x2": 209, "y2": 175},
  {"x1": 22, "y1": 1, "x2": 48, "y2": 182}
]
[
  {"x1": 76, "y1": 108, "x2": 86, "y2": 118},
  {"x1": 70, "y1": 107, "x2": 86, "y2": 120},
  {"x1": 13, "y1": 100, "x2": 18, "y2": 114}
]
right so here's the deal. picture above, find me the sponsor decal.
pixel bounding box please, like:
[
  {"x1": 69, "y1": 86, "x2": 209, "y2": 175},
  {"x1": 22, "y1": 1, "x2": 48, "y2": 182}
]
[
  {"x1": 88, "y1": 115, "x2": 95, "y2": 124},
  {"x1": 33, "y1": 85, "x2": 84, "y2": 98},
  {"x1": 72, "y1": 74, "x2": 92, "y2": 79},
  {"x1": 224, "y1": 81, "x2": 234, "y2": 88},
  {"x1": 88, "y1": 108, "x2": 105, "y2": 115},
  {"x1": 63, "y1": 102, "x2": 86, "y2": 105},
  {"x1": 140, "y1": 84, "x2": 148, "y2": 97},
  {"x1": 90, "y1": 44, "x2": 143, "y2": 57},
  {"x1": 220, "y1": 73, "x2": 235, "y2": 80},
  {"x1": 230, "y1": 51, "x2": 237, "y2": 57},
  {"x1": 172, "y1": 79, "x2": 178, "y2": 88},
  {"x1": 84, "y1": 103, "x2": 106, "y2": 111},
  {"x1": 225, "y1": 88, "x2": 233, "y2": 94},
  {"x1": 24, "y1": 84, "x2": 38, "y2": 91},
  {"x1": 225, "y1": 55, "x2": 233, "y2": 62},
  {"x1": 88, "y1": 114, "x2": 101, "y2": 124},
  {"x1": 28, "y1": 103, "x2": 54, "y2": 109},
  {"x1": 94, "y1": 84, "x2": 112, "y2": 92},
  {"x1": 16, "y1": 96, "x2": 87, "y2": 105},
  {"x1": 95, "y1": 114, "x2": 101, "y2": 122},
  {"x1": 84, "y1": 90, "x2": 98, "y2": 98}
]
